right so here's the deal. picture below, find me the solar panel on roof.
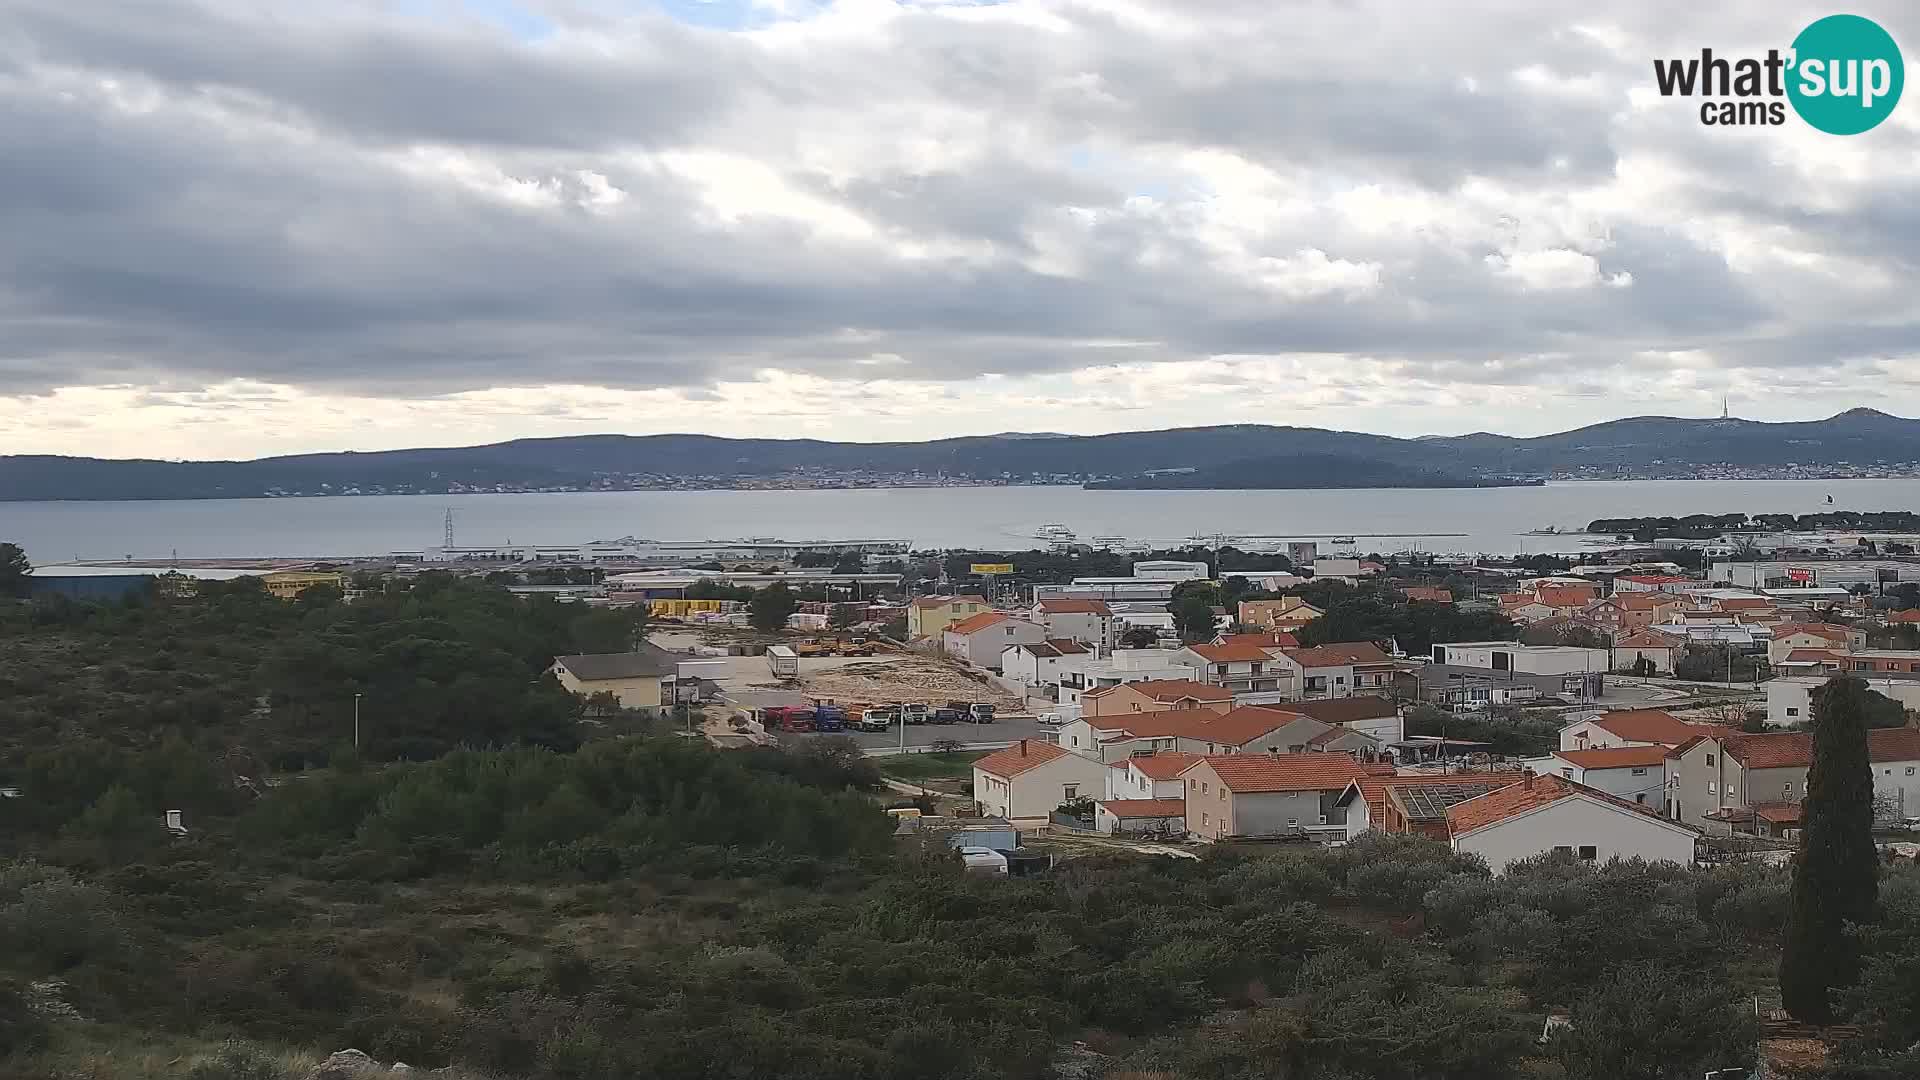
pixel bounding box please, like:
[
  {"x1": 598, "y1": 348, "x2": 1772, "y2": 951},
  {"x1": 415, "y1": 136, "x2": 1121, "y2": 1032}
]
[{"x1": 1393, "y1": 782, "x2": 1509, "y2": 822}]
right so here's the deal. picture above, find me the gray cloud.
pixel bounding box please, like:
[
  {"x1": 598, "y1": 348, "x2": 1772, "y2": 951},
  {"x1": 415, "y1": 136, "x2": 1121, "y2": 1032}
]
[{"x1": 0, "y1": 0, "x2": 1917, "y2": 414}]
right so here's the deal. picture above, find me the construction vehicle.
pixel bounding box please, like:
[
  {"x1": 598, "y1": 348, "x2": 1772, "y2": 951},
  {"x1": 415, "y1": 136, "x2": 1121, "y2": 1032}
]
[
  {"x1": 858, "y1": 708, "x2": 893, "y2": 733},
  {"x1": 793, "y1": 639, "x2": 834, "y2": 658},
  {"x1": 930, "y1": 707, "x2": 963, "y2": 724},
  {"x1": 945, "y1": 700, "x2": 996, "y2": 723},
  {"x1": 763, "y1": 705, "x2": 814, "y2": 733},
  {"x1": 840, "y1": 636, "x2": 876, "y2": 657},
  {"x1": 767, "y1": 645, "x2": 799, "y2": 680},
  {"x1": 813, "y1": 704, "x2": 848, "y2": 732},
  {"x1": 900, "y1": 702, "x2": 929, "y2": 725}
]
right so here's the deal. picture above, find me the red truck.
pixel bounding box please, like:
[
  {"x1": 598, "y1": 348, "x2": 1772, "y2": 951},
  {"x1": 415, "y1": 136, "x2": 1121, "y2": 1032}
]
[{"x1": 762, "y1": 705, "x2": 815, "y2": 733}]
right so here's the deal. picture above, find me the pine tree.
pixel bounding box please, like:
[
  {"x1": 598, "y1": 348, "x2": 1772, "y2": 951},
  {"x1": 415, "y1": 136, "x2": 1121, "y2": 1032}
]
[{"x1": 1779, "y1": 676, "x2": 1880, "y2": 1022}]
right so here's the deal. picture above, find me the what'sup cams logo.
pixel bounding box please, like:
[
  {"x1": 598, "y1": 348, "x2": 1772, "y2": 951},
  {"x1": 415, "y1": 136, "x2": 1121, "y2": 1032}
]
[{"x1": 1654, "y1": 14, "x2": 1904, "y2": 133}]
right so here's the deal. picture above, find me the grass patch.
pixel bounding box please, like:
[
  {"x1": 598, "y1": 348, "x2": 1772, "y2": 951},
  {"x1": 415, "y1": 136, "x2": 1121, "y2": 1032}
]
[{"x1": 878, "y1": 751, "x2": 988, "y2": 782}]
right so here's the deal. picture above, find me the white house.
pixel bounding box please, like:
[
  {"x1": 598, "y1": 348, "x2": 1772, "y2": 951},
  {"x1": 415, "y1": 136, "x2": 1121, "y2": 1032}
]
[
  {"x1": 1766, "y1": 675, "x2": 1920, "y2": 728},
  {"x1": 1057, "y1": 648, "x2": 1206, "y2": 708},
  {"x1": 1445, "y1": 773, "x2": 1699, "y2": 874},
  {"x1": 1431, "y1": 641, "x2": 1609, "y2": 676},
  {"x1": 971, "y1": 739, "x2": 1112, "y2": 820},
  {"x1": 1173, "y1": 641, "x2": 1292, "y2": 696},
  {"x1": 1059, "y1": 706, "x2": 1340, "y2": 763},
  {"x1": 1130, "y1": 560, "x2": 1210, "y2": 582},
  {"x1": 1273, "y1": 642, "x2": 1400, "y2": 700},
  {"x1": 942, "y1": 612, "x2": 1046, "y2": 670},
  {"x1": 1766, "y1": 623, "x2": 1859, "y2": 665},
  {"x1": 1543, "y1": 746, "x2": 1670, "y2": 807},
  {"x1": 1558, "y1": 709, "x2": 1709, "y2": 752},
  {"x1": 1311, "y1": 557, "x2": 1363, "y2": 582},
  {"x1": 1093, "y1": 798, "x2": 1187, "y2": 836},
  {"x1": 1030, "y1": 599, "x2": 1116, "y2": 650},
  {"x1": 1275, "y1": 696, "x2": 1405, "y2": 744},
  {"x1": 999, "y1": 639, "x2": 1092, "y2": 690},
  {"x1": 1104, "y1": 751, "x2": 1202, "y2": 801}
]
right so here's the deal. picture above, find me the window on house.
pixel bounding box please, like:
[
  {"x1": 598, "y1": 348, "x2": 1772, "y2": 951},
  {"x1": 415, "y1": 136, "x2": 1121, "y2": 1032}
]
[
  {"x1": 1553, "y1": 845, "x2": 1573, "y2": 855},
  {"x1": 1560, "y1": 768, "x2": 1573, "y2": 778},
  {"x1": 1635, "y1": 793, "x2": 1646, "y2": 804},
  {"x1": 1783, "y1": 782, "x2": 1793, "y2": 797},
  {"x1": 1201, "y1": 812, "x2": 1209, "y2": 826},
  {"x1": 1063, "y1": 785, "x2": 1078, "y2": 800},
  {"x1": 1706, "y1": 754, "x2": 1715, "y2": 766},
  {"x1": 1708, "y1": 781, "x2": 1717, "y2": 794},
  {"x1": 1787, "y1": 707, "x2": 1799, "y2": 716},
  {"x1": 1578, "y1": 845, "x2": 1598, "y2": 861},
  {"x1": 1287, "y1": 818, "x2": 1298, "y2": 828},
  {"x1": 1631, "y1": 767, "x2": 1648, "y2": 776},
  {"x1": 1908, "y1": 767, "x2": 1916, "y2": 776},
  {"x1": 1202, "y1": 782, "x2": 1209, "y2": 794}
]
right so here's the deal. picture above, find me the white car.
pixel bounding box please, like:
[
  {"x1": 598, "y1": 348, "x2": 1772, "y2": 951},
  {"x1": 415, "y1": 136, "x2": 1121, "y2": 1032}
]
[{"x1": 1036, "y1": 711, "x2": 1065, "y2": 726}]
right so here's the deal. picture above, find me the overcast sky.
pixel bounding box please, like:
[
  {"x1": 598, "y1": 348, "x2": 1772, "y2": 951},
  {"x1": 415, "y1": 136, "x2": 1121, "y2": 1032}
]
[{"x1": 2, "y1": 0, "x2": 1917, "y2": 459}]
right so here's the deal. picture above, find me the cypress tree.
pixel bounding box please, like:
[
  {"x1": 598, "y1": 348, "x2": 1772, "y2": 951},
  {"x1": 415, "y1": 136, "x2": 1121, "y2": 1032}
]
[{"x1": 1779, "y1": 676, "x2": 1880, "y2": 1022}]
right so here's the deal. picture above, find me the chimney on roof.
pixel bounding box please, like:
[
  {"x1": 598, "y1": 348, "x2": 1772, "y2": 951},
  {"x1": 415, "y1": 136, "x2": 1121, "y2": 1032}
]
[
  {"x1": 1019, "y1": 739, "x2": 1028, "y2": 757},
  {"x1": 164, "y1": 810, "x2": 186, "y2": 835}
]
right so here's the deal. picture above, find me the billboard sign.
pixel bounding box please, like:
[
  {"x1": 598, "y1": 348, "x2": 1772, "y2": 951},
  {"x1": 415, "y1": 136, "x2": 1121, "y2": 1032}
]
[
  {"x1": 1787, "y1": 567, "x2": 1814, "y2": 583},
  {"x1": 970, "y1": 563, "x2": 1014, "y2": 575}
]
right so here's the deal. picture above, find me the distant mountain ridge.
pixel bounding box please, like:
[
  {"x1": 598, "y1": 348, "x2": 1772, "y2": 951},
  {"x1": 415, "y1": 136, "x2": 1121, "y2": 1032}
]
[{"x1": 1, "y1": 409, "x2": 1915, "y2": 500}]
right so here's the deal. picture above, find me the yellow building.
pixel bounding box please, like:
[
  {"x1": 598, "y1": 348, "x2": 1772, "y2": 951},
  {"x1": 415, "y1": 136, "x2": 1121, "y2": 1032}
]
[
  {"x1": 550, "y1": 644, "x2": 680, "y2": 714},
  {"x1": 260, "y1": 571, "x2": 346, "y2": 600},
  {"x1": 906, "y1": 593, "x2": 991, "y2": 639}
]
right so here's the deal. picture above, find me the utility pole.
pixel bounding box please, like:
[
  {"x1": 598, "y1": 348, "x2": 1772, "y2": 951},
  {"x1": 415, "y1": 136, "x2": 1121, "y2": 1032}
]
[{"x1": 353, "y1": 693, "x2": 363, "y2": 750}]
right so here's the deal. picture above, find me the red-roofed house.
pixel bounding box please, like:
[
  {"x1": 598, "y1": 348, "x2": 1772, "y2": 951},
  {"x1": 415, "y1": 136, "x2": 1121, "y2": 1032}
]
[
  {"x1": 971, "y1": 739, "x2": 1111, "y2": 820},
  {"x1": 1665, "y1": 726, "x2": 1920, "y2": 830},
  {"x1": 1400, "y1": 587, "x2": 1454, "y2": 604},
  {"x1": 1000, "y1": 639, "x2": 1092, "y2": 688},
  {"x1": 1172, "y1": 641, "x2": 1296, "y2": 696},
  {"x1": 1546, "y1": 745, "x2": 1670, "y2": 806},
  {"x1": 1558, "y1": 709, "x2": 1716, "y2": 752},
  {"x1": 1180, "y1": 753, "x2": 1367, "y2": 841},
  {"x1": 1060, "y1": 706, "x2": 1343, "y2": 762},
  {"x1": 1030, "y1": 599, "x2": 1116, "y2": 649},
  {"x1": 1887, "y1": 609, "x2": 1920, "y2": 625},
  {"x1": 1767, "y1": 623, "x2": 1862, "y2": 665},
  {"x1": 907, "y1": 594, "x2": 990, "y2": 639},
  {"x1": 1272, "y1": 642, "x2": 1401, "y2": 700},
  {"x1": 1614, "y1": 574, "x2": 1695, "y2": 593},
  {"x1": 1217, "y1": 630, "x2": 1301, "y2": 649},
  {"x1": 1104, "y1": 751, "x2": 1203, "y2": 801},
  {"x1": 1445, "y1": 773, "x2": 1698, "y2": 873},
  {"x1": 1080, "y1": 679, "x2": 1234, "y2": 718},
  {"x1": 1094, "y1": 798, "x2": 1187, "y2": 836},
  {"x1": 1613, "y1": 629, "x2": 1685, "y2": 675},
  {"x1": 1844, "y1": 650, "x2": 1920, "y2": 676},
  {"x1": 1237, "y1": 597, "x2": 1324, "y2": 631},
  {"x1": 942, "y1": 612, "x2": 1045, "y2": 670},
  {"x1": 1334, "y1": 770, "x2": 1530, "y2": 840}
]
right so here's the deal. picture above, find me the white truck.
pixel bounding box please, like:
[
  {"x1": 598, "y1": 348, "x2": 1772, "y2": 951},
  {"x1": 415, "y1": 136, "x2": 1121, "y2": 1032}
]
[{"x1": 766, "y1": 645, "x2": 799, "y2": 680}]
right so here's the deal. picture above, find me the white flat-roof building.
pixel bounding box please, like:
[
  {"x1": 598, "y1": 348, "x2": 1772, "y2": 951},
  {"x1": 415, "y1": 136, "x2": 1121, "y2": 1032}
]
[{"x1": 1430, "y1": 642, "x2": 1609, "y2": 676}]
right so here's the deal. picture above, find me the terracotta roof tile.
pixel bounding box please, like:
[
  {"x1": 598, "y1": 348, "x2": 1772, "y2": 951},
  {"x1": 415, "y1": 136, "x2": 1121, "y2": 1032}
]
[
  {"x1": 1615, "y1": 630, "x2": 1683, "y2": 648},
  {"x1": 1717, "y1": 727, "x2": 1920, "y2": 770},
  {"x1": 1536, "y1": 585, "x2": 1599, "y2": 608},
  {"x1": 1097, "y1": 798, "x2": 1187, "y2": 818},
  {"x1": 1189, "y1": 753, "x2": 1365, "y2": 793},
  {"x1": 1129, "y1": 679, "x2": 1233, "y2": 702},
  {"x1": 1587, "y1": 709, "x2": 1713, "y2": 747},
  {"x1": 1781, "y1": 649, "x2": 1845, "y2": 664},
  {"x1": 1553, "y1": 745, "x2": 1671, "y2": 770},
  {"x1": 973, "y1": 739, "x2": 1071, "y2": 779},
  {"x1": 1401, "y1": 587, "x2": 1454, "y2": 603},
  {"x1": 1037, "y1": 599, "x2": 1113, "y2": 615},
  {"x1": 1773, "y1": 623, "x2": 1850, "y2": 641},
  {"x1": 1016, "y1": 639, "x2": 1090, "y2": 658},
  {"x1": 1264, "y1": 696, "x2": 1398, "y2": 726},
  {"x1": 1085, "y1": 707, "x2": 1240, "y2": 739},
  {"x1": 1445, "y1": 772, "x2": 1685, "y2": 836},
  {"x1": 1341, "y1": 770, "x2": 1522, "y2": 825},
  {"x1": 1284, "y1": 642, "x2": 1393, "y2": 667},
  {"x1": 1128, "y1": 752, "x2": 1203, "y2": 779},
  {"x1": 1889, "y1": 609, "x2": 1920, "y2": 623},
  {"x1": 945, "y1": 611, "x2": 1009, "y2": 635}
]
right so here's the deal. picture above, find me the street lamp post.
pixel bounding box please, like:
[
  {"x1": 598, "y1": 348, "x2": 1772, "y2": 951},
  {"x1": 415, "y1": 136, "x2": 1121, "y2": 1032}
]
[{"x1": 353, "y1": 693, "x2": 363, "y2": 750}]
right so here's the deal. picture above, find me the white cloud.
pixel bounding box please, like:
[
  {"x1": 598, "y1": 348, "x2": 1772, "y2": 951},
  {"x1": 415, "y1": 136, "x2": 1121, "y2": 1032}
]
[{"x1": 0, "y1": 0, "x2": 1917, "y2": 456}]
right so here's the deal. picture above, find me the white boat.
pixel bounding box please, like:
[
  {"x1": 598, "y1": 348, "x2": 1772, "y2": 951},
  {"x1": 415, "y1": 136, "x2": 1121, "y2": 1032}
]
[{"x1": 1036, "y1": 523, "x2": 1077, "y2": 545}]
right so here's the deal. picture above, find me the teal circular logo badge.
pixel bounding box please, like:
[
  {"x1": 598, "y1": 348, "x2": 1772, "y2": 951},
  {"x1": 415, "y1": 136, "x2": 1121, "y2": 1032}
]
[{"x1": 1787, "y1": 14, "x2": 1904, "y2": 135}]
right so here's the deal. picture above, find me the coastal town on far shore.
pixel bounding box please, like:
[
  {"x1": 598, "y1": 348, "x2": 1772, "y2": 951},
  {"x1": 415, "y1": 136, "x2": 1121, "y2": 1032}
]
[{"x1": 27, "y1": 514, "x2": 1920, "y2": 855}]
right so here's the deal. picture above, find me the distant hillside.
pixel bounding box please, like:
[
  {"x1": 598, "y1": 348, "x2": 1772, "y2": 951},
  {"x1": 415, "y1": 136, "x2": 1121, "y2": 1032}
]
[
  {"x1": 2, "y1": 409, "x2": 1915, "y2": 500},
  {"x1": 1084, "y1": 453, "x2": 1528, "y2": 490}
]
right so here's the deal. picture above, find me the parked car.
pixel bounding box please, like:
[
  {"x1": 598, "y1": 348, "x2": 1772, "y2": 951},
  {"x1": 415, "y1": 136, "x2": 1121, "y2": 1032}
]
[{"x1": 1036, "y1": 711, "x2": 1064, "y2": 726}]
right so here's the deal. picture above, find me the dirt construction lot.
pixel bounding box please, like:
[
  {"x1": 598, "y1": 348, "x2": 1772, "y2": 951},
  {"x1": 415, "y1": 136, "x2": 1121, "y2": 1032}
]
[{"x1": 649, "y1": 630, "x2": 1027, "y2": 714}]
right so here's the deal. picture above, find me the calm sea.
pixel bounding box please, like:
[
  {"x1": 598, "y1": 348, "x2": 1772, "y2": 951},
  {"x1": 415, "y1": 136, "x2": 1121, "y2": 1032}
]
[{"x1": 6, "y1": 479, "x2": 1919, "y2": 565}]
